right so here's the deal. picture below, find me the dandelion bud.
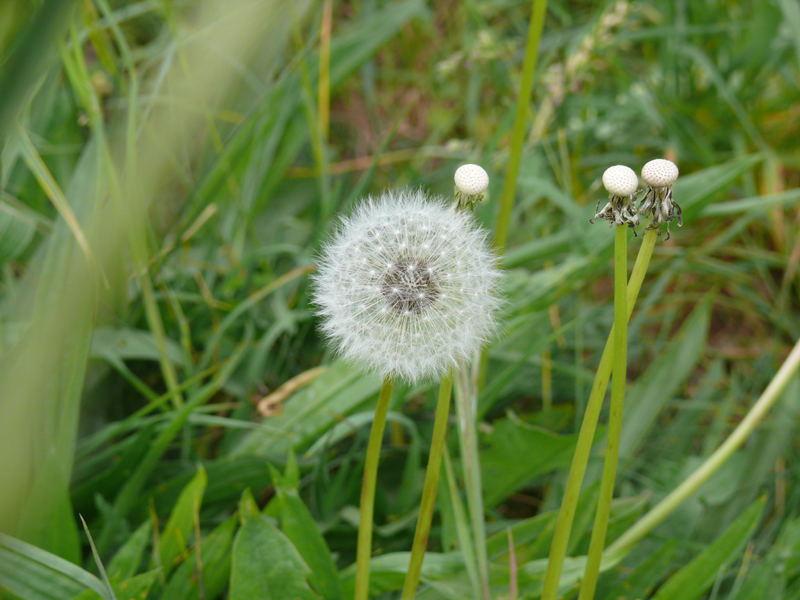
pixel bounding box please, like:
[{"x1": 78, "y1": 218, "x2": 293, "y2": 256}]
[
  {"x1": 638, "y1": 158, "x2": 682, "y2": 239},
  {"x1": 454, "y1": 164, "x2": 489, "y2": 211},
  {"x1": 591, "y1": 165, "x2": 639, "y2": 231},
  {"x1": 314, "y1": 189, "x2": 501, "y2": 383}
]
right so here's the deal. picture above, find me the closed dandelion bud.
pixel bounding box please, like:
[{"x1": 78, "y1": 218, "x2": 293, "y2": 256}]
[
  {"x1": 639, "y1": 158, "x2": 682, "y2": 239},
  {"x1": 313, "y1": 189, "x2": 501, "y2": 383},
  {"x1": 590, "y1": 165, "x2": 640, "y2": 231},
  {"x1": 454, "y1": 164, "x2": 489, "y2": 211}
]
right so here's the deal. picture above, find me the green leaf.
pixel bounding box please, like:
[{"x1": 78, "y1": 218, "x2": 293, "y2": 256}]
[
  {"x1": 0, "y1": 201, "x2": 35, "y2": 264},
  {"x1": 0, "y1": 533, "x2": 110, "y2": 600},
  {"x1": 90, "y1": 328, "x2": 183, "y2": 364},
  {"x1": 107, "y1": 521, "x2": 150, "y2": 582},
  {"x1": 619, "y1": 299, "x2": 712, "y2": 461},
  {"x1": 112, "y1": 570, "x2": 158, "y2": 600},
  {"x1": 154, "y1": 466, "x2": 207, "y2": 577},
  {"x1": 229, "y1": 504, "x2": 319, "y2": 600},
  {"x1": 272, "y1": 461, "x2": 343, "y2": 599},
  {"x1": 480, "y1": 415, "x2": 578, "y2": 507},
  {"x1": 653, "y1": 497, "x2": 765, "y2": 600},
  {"x1": 161, "y1": 516, "x2": 237, "y2": 600}
]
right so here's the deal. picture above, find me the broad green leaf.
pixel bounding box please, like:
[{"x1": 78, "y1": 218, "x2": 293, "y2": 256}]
[
  {"x1": 112, "y1": 570, "x2": 159, "y2": 600},
  {"x1": 161, "y1": 516, "x2": 237, "y2": 600},
  {"x1": 154, "y1": 466, "x2": 207, "y2": 577},
  {"x1": 480, "y1": 416, "x2": 578, "y2": 507},
  {"x1": 107, "y1": 520, "x2": 150, "y2": 582},
  {"x1": 271, "y1": 458, "x2": 343, "y2": 600},
  {"x1": 619, "y1": 299, "x2": 712, "y2": 461},
  {"x1": 653, "y1": 497, "x2": 765, "y2": 600},
  {"x1": 0, "y1": 201, "x2": 35, "y2": 264},
  {"x1": 0, "y1": 533, "x2": 110, "y2": 600},
  {"x1": 230, "y1": 505, "x2": 318, "y2": 600}
]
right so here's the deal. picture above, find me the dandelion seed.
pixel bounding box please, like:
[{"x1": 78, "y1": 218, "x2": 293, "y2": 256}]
[
  {"x1": 591, "y1": 165, "x2": 640, "y2": 231},
  {"x1": 639, "y1": 158, "x2": 681, "y2": 239},
  {"x1": 314, "y1": 189, "x2": 501, "y2": 383}
]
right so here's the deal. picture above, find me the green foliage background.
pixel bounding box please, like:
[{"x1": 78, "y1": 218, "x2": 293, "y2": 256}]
[{"x1": 0, "y1": 0, "x2": 799, "y2": 598}]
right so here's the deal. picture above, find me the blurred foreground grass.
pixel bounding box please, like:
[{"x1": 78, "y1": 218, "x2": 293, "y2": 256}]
[{"x1": 0, "y1": 0, "x2": 799, "y2": 598}]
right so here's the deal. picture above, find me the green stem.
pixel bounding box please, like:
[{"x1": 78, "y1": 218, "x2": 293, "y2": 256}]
[
  {"x1": 541, "y1": 229, "x2": 657, "y2": 600},
  {"x1": 578, "y1": 225, "x2": 627, "y2": 600},
  {"x1": 454, "y1": 363, "x2": 491, "y2": 599},
  {"x1": 606, "y1": 336, "x2": 800, "y2": 558},
  {"x1": 402, "y1": 371, "x2": 454, "y2": 599},
  {"x1": 494, "y1": 0, "x2": 548, "y2": 254},
  {"x1": 354, "y1": 377, "x2": 394, "y2": 600}
]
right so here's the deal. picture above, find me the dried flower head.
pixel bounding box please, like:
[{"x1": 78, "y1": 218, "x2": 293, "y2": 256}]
[
  {"x1": 314, "y1": 189, "x2": 501, "y2": 383},
  {"x1": 639, "y1": 158, "x2": 681, "y2": 239},
  {"x1": 591, "y1": 165, "x2": 639, "y2": 230},
  {"x1": 454, "y1": 164, "x2": 489, "y2": 210}
]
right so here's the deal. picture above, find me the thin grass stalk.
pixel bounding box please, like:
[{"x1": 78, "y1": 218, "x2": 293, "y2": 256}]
[
  {"x1": 606, "y1": 336, "x2": 800, "y2": 558},
  {"x1": 402, "y1": 370, "x2": 454, "y2": 599},
  {"x1": 541, "y1": 228, "x2": 657, "y2": 600},
  {"x1": 577, "y1": 225, "x2": 627, "y2": 600},
  {"x1": 493, "y1": 0, "x2": 548, "y2": 253},
  {"x1": 454, "y1": 362, "x2": 491, "y2": 600},
  {"x1": 442, "y1": 448, "x2": 482, "y2": 598},
  {"x1": 354, "y1": 377, "x2": 395, "y2": 600}
]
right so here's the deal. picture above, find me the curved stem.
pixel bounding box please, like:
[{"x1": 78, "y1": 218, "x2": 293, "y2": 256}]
[
  {"x1": 541, "y1": 229, "x2": 657, "y2": 600},
  {"x1": 606, "y1": 336, "x2": 800, "y2": 558},
  {"x1": 402, "y1": 371, "x2": 454, "y2": 599},
  {"x1": 578, "y1": 225, "x2": 627, "y2": 600},
  {"x1": 354, "y1": 377, "x2": 394, "y2": 600}
]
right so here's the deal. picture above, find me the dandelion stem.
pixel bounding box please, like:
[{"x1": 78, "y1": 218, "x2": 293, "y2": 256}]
[
  {"x1": 541, "y1": 228, "x2": 657, "y2": 600},
  {"x1": 402, "y1": 370, "x2": 454, "y2": 599},
  {"x1": 355, "y1": 376, "x2": 394, "y2": 600},
  {"x1": 578, "y1": 225, "x2": 627, "y2": 600}
]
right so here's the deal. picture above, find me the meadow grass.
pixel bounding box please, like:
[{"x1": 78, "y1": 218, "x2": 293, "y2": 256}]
[{"x1": 1, "y1": 1, "x2": 800, "y2": 599}]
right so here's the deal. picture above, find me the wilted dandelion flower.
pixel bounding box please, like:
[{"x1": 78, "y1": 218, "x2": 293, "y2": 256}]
[
  {"x1": 314, "y1": 189, "x2": 501, "y2": 383},
  {"x1": 639, "y1": 158, "x2": 681, "y2": 239},
  {"x1": 591, "y1": 165, "x2": 639, "y2": 230}
]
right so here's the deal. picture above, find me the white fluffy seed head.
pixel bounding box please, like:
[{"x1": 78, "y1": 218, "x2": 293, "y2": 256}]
[
  {"x1": 601, "y1": 165, "x2": 638, "y2": 197},
  {"x1": 641, "y1": 158, "x2": 678, "y2": 188},
  {"x1": 313, "y1": 189, "x2": 501, "y2": 383},
  {"x1": 454, "y1": 164, "x2": 489, "y2": 196}
]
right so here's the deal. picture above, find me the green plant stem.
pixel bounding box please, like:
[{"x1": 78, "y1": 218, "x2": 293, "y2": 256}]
[
  {"x1": 402, "y1": 371, "x2": 454, "y2": 599},
  {"x1": 606, "y1": 335, "x2": 800, "y2": 558},
  {"x1": 493, "y1": 0, "x2": 548, "y2": 254},
  {"x1": 541, "y1": 228, "x2": 657, "y2": 600},
  {"x1": 355, "y1": 377, "x2": 394, "y2": 600},
  {"x1": 454, "y1": 362, "x2": 491, "y2": 600},
  {"x1": 578, "y1": 225, "x2": 627, "y2": 600},
  {"x1": 480, "y1": 0, "x2": 548, "y2": 390}
]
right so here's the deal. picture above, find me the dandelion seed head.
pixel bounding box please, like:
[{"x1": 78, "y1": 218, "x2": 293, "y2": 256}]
[
  {"x1": 454, "y1": 164, "x2": 490, "y2": 196},
  {"x1": 313, "y1": 189, "x2": 501, "y2": 382},
  {"x1": 641, "y1": 158, "x2": 678, "y2": 188},
  {"x1": 601, "y1": 165, "x2": 638, "y2": 197}
]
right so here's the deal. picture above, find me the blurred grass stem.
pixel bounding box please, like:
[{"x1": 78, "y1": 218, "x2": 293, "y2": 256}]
[
  {"x1": 355, "y1": 377, "x2": 394, "y2": 600},
  {"x1": 493, "y1": 0, "x2": 547, "y2": 254},
  {"x1": 402, "y1": 371, "x2": 454, "y2": 599},
  {"x1": 578, "y1": 225, "x2": 627, "y2": 600},
  {"x1": 541, "y1": 228, "x2": 657, "y2": 599}
]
